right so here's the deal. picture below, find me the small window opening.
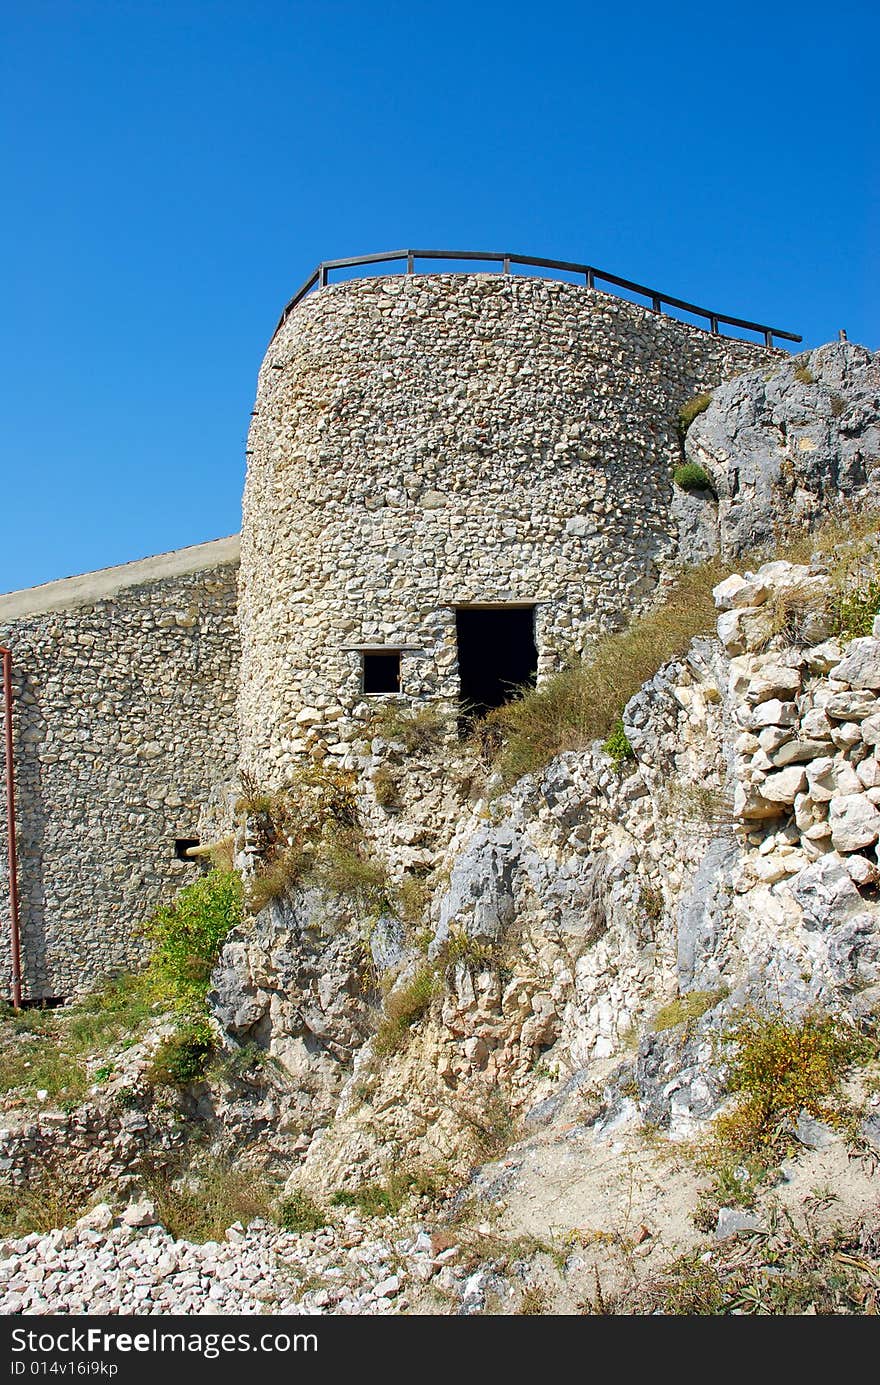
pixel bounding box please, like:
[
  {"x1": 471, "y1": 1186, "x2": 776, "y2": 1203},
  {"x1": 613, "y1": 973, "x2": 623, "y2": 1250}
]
[
  {"x1": 363, "y1": 651, "x2": 401, "y2": 695},
  {"x1": 456, "y1": 606, "x2": 538, "y2": 730},
  {"x1": 175, "y1": 837, "x2": 200, "y2": 862}
]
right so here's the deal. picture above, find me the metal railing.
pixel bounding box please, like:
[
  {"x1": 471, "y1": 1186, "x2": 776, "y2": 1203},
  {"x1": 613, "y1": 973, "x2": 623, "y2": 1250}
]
[{"x1": 272, "y1": 248, "x2": 801, "y2": 349}]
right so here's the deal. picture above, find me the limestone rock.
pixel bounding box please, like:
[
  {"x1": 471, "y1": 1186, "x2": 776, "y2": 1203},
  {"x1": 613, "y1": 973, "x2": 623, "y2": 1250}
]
[
  {"x1": 122, "y1": 1199, "x2": 158, "y2": 1229},
  {"x1": 789, "y1": 853, "x2": 863, "y2": 929},
  {"x1": 758, "y1": 766, "x2": 808, "y2": 804},
  {"x1": 831, "y1": 639, "x2": 880, "y2": 691},
  {"x1": 829, "y1": 794, "x2": 880, "y2": 852},
  {"x1": 430, "y1": 824, "x2": 518, "y2": 954},
  {"x1": 686, "y1": 342, "x2": 880, "y2": 556}
]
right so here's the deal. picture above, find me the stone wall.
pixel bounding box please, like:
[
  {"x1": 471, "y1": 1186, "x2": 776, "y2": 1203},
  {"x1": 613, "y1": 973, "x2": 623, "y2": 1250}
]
[
  {"x1": 238, "y1": 272, "x2": 778, "y2": 786},
  {"x1": 0, "y1": 540, "x2": 240, "y2": 1000}
]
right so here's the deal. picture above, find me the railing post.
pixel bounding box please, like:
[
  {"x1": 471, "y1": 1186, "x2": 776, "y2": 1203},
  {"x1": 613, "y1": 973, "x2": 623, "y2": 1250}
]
[{"x1": 270, "y1": 250, "x2": 801, "y2": 350}]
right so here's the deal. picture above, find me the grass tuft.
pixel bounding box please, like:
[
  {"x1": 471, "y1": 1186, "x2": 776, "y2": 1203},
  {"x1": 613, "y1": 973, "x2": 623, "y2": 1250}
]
[
  {"x1": 653, "y1": 987, "x2": 729, "y2": 1034},
  {"x1": 144, "y1": 1159, "x2": 275, "y2": 1242},
  {"x1": 276, "y1": 1190, "x2": 328, "y2": 1233},
  {"x1": 0, "y1": 976, "x2": 155, "y2": 1107},
  {"x1": 373, "y1": 965, "x2": 440, "y2": 1056},
  {"x1": 678, "y1": 391, "x2": 713, "y2": 436},
  {"x1": 673, "y1": 462, "x2": 712, "y2": 492}
]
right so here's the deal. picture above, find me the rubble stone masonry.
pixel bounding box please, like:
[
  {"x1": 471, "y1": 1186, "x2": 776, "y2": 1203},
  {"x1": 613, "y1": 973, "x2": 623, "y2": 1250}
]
[
  {"x1": 0, "y1": 540, "x2": 240, "y2": 998},
  {"x1": 238, "y1": 273, "x2": 775, "y2": 784}
]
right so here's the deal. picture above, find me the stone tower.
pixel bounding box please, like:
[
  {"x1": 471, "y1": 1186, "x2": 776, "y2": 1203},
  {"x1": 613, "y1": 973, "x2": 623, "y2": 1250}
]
[{"x1": 238, "y1": 271, "x2": 775, "y2": 785}]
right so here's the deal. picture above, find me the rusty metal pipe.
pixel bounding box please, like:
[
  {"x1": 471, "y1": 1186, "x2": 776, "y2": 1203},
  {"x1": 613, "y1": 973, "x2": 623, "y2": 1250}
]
[{"x1": 0, "y1": 645, "x2": 22, "y2": 1008}]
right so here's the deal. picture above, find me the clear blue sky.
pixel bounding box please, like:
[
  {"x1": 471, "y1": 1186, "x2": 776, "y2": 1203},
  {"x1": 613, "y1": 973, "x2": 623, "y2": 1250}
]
[{"x1": 1, "y1": 0, "x2": 877, "y2": 593}]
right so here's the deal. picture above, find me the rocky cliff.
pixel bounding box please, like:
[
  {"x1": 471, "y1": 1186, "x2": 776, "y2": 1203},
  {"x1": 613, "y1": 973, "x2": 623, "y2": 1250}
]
[{"x1": 3, "y1": 341, "x2": 880, "y2": 1315}]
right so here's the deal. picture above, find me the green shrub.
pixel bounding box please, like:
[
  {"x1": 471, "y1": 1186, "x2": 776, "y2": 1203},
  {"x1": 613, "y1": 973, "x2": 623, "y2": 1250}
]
[
  {"x1": 602, "y1": 719, "x2": 635, "y2": 768},
  {"x1": 330, "y1": 1184, "x2": 397, "y2": 1218},
  {"x1": 673, "y1": 462, "x2": 712, "y2": 492},
  {"x1": 834, "y1": 577, "x2": 880, "y2": 639},
  {"x1": 707, "y1": 1008, "x2": 873, "y2": 1175},
  {"x1": 148, "y1": 1018, "x2": 214, "y2": 1086},
  {"x1": 276, "y1": 1190, "x2": 328, "y2": 1233},
  {"x1": 144, "y1": 870, "x2": 242, "y2": 1011},
  {"x1": 329, "y1": 1166, "x2": 442, "y2": 1218},
  {"x1": 678, "y1": 392, "x2": 713, "y2": 436},
  {"x1": 721, "y1": 1009, "x2": 866, "y2": 1135}
]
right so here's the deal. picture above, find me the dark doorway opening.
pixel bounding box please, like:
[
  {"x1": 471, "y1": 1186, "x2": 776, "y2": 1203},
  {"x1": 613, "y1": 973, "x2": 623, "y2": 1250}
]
[
  {"x1": 363, "y1": 651, "x2": 401, "y2": 695},
  {"x1": 455, "y1": 606, "x2": 537, "y2": 728}
]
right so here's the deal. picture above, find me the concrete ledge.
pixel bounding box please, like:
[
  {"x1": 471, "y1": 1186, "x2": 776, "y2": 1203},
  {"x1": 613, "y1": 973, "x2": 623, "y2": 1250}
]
[{"x1": 0, "y1": 536, "x2": 240, "y2": 622}]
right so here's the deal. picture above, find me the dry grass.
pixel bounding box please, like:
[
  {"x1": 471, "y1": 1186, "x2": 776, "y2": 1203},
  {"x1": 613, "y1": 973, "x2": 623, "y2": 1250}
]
[
  {"x1": 373, "y1": 965, "x2": 440, "y2": 1056},
  {"x1": 616, "y1": 1210, "x2": 880, "y2": 1315},
  {"x1": 653, "y1": 987, "x2": 729, "y2": 1034},
  {"x1": 0, "y1": 1174, "x2": 89, "y2": 1237},
  {"x1": 143, "y1": 1159, "x2": 276, "y2": 1242},
  {"x1": 485, "y1": 510, "x2": 880, "y2": 786},
  {"x1": 487, "y1": 559, "x2": 725, "y2": 783},
  {"x1": 364, "y1": 702, "x2": 453, "y2": 753}
]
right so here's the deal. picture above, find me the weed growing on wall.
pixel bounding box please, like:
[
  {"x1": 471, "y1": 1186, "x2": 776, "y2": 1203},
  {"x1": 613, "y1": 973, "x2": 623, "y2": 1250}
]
[
  {"x1": 143, "y1": 869, "x2": 243, "y2": 1013},
  {"x1": 363, "y1": 702, "x2": 453, "y2": 753},
  {"x1": 673, "y1": 462, "x2": 712, "y2": 492},
  {"x1": 139, "y1": 869, "x2": 243, "y2": 1086},
  {"x1": 237, "y1": 764, "x2": 362, "y2": 912},
  {"x1": 677, "y1": 391, "x2": 713, "y2": 438},
  {"x1": 602, "y1": 719, "x2": 635, "y2": 769}
]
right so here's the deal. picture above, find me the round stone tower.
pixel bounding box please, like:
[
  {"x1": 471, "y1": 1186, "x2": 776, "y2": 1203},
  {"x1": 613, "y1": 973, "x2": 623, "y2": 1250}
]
[{"x1": 238, "y1": 271, "x2": 774, "y2": 784}]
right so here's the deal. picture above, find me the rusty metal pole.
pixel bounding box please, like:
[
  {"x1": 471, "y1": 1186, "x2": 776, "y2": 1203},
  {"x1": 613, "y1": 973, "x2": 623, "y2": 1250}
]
[{"x1": 0, "y1": 646, "x2": 22, "y2": 1008}]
